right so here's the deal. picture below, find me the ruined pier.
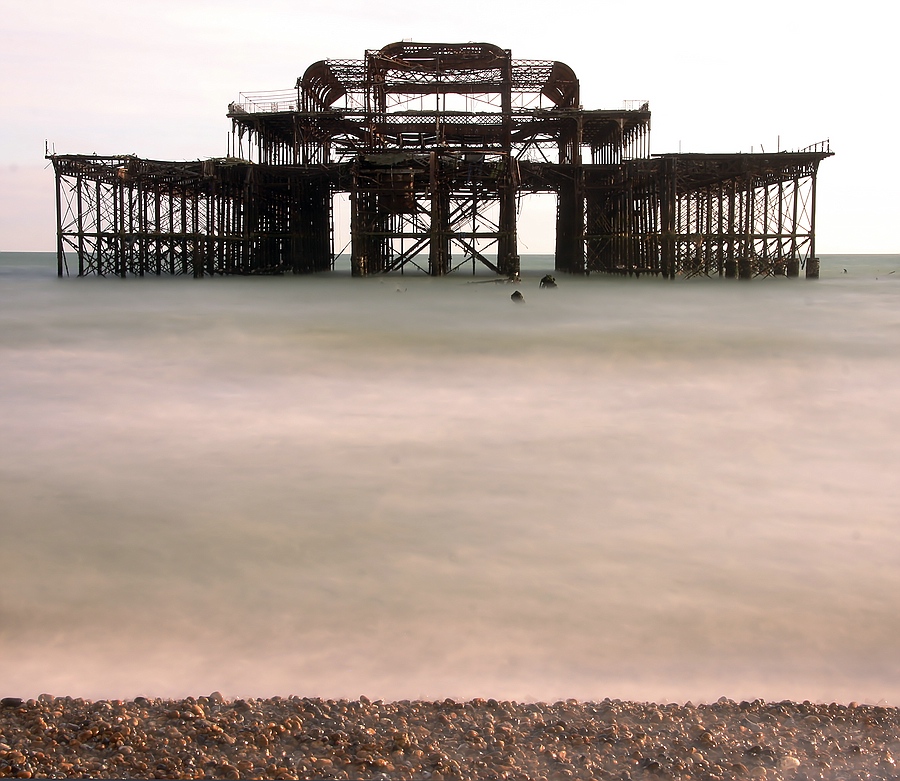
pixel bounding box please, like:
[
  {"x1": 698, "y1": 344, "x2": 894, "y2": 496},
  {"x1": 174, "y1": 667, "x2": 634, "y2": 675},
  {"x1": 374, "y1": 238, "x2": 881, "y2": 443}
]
[{"x1": 50, "y1": 42, "x2": 832, "y2": 279}]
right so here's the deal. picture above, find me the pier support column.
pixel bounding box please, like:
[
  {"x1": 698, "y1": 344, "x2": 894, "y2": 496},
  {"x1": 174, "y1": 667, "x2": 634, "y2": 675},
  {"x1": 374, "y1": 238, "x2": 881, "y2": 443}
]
[
  {"x1": 787, "y1": 174, "x2": 801, "y2": 277},
  {"x1": 298, "y1": 176, "x2": 333, "y2": 273},
  {"x1": 806, "y1": 163, "x2": 820, "y2": 279},
  {"x1": 497, "y1": 167, "x2": 519, "y2": 277},
  {"x1": 659, "y1": 158, "x2": 677, "y2": 279},
  {"x1": 53, "y1": 162, "x2": 65, "y2": 276},
  {"x1": 584, "y1": 186, "x2": 605, "y2": 274},
  {"x1": 555, "y1": 167, "x2": 584, "y2": 274},
  {"x1": 725, "y1": 180, "x2": 737, "y2": 278},
  {"x1": 428, "y1": 152, "x2": 451, "y2": 276},
  {"x1": 351, "y1": 190, "x2": 385, "y2": 277},
  {"x1": 350, "y1": 161, "x2": 389, "y2": 277},
  {"x1": 739, "y1": 176, "x2": 753, "y2": 279}
]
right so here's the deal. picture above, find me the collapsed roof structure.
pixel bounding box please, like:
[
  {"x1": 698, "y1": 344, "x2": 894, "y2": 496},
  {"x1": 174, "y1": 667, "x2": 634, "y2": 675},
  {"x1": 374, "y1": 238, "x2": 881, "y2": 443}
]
[{"x1": 50, "y1": 42, "x2": 832, "y2": 278}]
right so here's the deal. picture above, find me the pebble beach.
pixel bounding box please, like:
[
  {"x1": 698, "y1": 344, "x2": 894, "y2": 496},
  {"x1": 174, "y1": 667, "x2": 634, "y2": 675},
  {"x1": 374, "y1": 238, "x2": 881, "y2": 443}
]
[{"x1": 1, "y1": 695, "x2": 897, "y2": 780}]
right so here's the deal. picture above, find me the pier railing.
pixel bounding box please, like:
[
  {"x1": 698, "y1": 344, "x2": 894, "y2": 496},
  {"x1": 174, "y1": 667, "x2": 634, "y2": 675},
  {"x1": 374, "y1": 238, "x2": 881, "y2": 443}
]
[
  {"x1": 798, "y1": 139, "x2": 831, "y2": 154},
  {"x1": 229, "y1": 90, "x2": 297, "y2": 114}
]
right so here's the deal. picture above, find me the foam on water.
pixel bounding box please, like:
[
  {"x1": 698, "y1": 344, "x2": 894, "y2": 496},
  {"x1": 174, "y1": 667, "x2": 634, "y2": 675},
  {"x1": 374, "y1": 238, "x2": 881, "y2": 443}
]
[{"x1": 2, "y1": 253, "x2": 899, "y2": 704}]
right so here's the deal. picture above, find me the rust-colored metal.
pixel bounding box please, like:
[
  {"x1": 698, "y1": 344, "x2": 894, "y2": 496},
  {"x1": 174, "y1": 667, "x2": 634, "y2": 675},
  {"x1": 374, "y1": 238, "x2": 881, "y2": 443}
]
[{"x1": 49, "y1": 42, "x2": 832, "y2": 278}]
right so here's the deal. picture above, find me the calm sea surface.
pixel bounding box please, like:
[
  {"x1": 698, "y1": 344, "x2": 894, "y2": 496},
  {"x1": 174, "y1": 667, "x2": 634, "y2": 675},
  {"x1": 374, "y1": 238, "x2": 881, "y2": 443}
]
[{"x1": 2, "y1": 252, "x2": 899, "y2": 704}]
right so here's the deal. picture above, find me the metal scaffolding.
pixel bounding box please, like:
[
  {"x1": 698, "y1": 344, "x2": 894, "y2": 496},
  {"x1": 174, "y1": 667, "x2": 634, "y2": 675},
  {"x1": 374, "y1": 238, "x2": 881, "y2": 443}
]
[{"x1": 51, "y1": 41, "x2": 832, "y2": 279}]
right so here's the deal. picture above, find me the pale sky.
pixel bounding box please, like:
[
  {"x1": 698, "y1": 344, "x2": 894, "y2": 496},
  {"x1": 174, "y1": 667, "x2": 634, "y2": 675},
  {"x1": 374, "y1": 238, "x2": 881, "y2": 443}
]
[{"x1": 2, "y1": 0, "x2": 896, "y2": 253}]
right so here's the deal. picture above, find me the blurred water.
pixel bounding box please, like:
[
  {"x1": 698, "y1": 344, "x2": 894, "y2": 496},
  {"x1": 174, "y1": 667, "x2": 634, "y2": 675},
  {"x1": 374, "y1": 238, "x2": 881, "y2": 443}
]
[{"x1": 1, "y1": 252, "x2": 899, "y2": 705}]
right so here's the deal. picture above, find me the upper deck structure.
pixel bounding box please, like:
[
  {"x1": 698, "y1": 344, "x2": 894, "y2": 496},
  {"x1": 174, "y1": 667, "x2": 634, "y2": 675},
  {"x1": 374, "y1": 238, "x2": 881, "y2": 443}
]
[{"x1": 50, "y1": 41, "x2": 832, "y2": 279}]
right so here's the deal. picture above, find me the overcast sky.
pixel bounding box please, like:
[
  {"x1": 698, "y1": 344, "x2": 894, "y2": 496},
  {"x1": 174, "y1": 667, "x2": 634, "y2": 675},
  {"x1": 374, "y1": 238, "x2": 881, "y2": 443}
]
[{"x1": 1, "y1": 0, "x2": 896, "y2": 253}]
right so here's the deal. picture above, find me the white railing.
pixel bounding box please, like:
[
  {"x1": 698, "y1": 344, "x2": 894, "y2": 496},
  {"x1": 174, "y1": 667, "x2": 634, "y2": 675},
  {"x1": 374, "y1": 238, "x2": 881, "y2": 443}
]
[
  {"x1": 229, "y1": 90, "x2": 297, "y2": 114},
  {"x1": 797, "y1": 139, "x2": 831, "y2": 154}
]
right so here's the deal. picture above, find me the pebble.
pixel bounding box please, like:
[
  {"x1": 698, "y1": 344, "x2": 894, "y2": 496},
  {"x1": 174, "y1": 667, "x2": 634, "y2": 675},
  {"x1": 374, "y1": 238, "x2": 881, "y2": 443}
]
[{"x1": 0, "y1": 696, "x2": 897, "y2": 779}]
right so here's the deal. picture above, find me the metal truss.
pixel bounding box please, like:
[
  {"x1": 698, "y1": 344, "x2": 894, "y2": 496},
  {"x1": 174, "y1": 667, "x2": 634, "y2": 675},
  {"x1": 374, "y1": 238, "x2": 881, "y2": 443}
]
[
  {"x1": 667, "y1": 152, "x2": 823, "y2": 278},
  {"x1": 52, "y1": 156, "x2": 333, "y2": 277},
  {"x1": 348, "y1": 151, "x2": 517, "y2": 276}
]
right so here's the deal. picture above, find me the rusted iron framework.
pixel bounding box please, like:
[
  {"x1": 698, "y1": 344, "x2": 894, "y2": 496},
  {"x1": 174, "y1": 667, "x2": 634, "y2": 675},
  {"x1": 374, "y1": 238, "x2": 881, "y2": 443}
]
[
  {"x1": 52, "y1": 155, "x2": 334, "y2": 277},
  {"x1": 50, "y1": 41, "x2": 831, "y2": 279}
]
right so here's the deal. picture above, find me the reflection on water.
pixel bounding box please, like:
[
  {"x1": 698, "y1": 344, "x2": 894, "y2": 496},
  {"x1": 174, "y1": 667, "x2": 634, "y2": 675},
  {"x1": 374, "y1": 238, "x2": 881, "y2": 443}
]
[{"x1": 1, "y1": 253, "x2": 899, "y2": 704}]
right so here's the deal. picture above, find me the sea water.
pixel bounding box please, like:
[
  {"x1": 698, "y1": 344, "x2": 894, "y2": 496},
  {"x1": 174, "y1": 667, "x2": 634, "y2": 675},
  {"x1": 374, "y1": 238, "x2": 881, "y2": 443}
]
[{"x1": 1, "y1": 252, "x2": 899, "y2": 705}]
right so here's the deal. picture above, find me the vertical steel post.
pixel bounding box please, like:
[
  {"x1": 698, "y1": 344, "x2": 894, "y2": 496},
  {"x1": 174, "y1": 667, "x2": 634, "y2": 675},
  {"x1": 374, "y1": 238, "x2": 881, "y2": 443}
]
[
  {"x1": 659, "y1": 157, "x2": 676, "y2": 279},
  {"x1": 739, "y1": 174, "x2": 753, "y2": 279},
  {"x1": 806, "y1": 163, "x2": 820, "y2": 278},
  {"x1": 429, "y1": 151, "x2": 450, "y2": 276},
  {"x1": 788, "y1": 174, "x2": 800, "y2": 277},
  {"x1": 54, "y1": 162, "x2": 64, "y2": 276}
]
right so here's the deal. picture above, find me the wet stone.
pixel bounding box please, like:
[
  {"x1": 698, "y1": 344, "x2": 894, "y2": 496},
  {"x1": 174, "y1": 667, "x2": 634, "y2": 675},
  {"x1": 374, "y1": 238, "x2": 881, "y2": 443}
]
[{"x1": 1, "y1": 696, "x2": 899, "y2": 779}]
